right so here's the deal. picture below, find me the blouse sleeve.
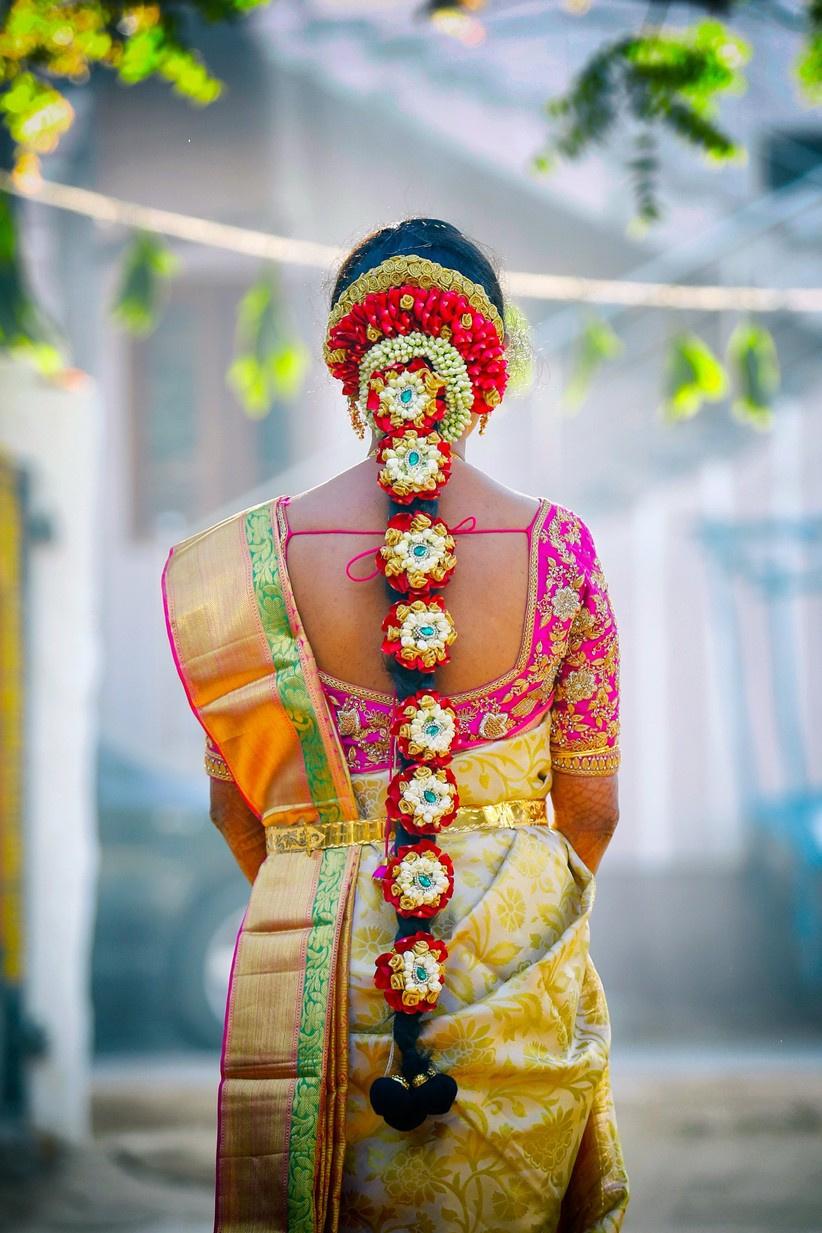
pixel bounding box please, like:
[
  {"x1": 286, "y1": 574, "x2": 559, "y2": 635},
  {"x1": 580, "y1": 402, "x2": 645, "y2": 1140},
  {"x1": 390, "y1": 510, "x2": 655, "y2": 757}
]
[
  {"x1": 204, "y1": 734, "x2": 234, "y2": 781},
  {"x1": 549, "y1": 523, "x2": 620, "y2": 777}
]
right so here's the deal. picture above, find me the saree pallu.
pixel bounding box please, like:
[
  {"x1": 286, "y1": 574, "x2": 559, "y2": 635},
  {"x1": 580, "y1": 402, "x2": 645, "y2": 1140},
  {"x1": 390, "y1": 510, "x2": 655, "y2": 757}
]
[{"x1": 162, "y1": 496, "x2": 628, "y2": 1233}]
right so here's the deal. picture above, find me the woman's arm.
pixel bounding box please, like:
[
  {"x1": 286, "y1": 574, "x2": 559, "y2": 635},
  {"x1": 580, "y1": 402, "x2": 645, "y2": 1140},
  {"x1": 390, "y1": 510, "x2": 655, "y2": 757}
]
[
  {"x1": 548, "y1": 515, "x2": 621, "y2": 874},
  {"x1": 209, "y1": 778, "x2": 268, "y2": 883},
  {"x1": 550, "y1": 770, "x2": 619, "y2": 874}
]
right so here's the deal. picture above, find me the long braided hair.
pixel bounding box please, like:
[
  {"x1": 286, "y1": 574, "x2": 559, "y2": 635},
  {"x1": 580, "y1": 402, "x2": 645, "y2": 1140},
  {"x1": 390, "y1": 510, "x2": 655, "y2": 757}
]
[{"x1": 327, "y1": 220, "x2": 507, "y2": 1132}]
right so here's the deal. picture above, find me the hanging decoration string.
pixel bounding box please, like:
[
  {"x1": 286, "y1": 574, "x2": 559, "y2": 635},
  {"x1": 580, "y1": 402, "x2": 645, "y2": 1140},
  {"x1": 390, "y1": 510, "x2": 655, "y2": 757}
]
[{"x1": 3, "y1": 173, "x2": 822, "y2": 314}]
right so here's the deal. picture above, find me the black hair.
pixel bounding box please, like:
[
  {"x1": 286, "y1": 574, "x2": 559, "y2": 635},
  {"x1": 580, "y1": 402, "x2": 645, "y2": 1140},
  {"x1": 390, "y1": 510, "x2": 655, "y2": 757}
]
[
  {"x1": 337, "y1": 220, "x2": 498, "y2": 1131},
  {"x1": 331, "y1": 217, "x2": 505, "y2": 325},
  {"x1": 368, "y1": 489, "x2": 459, "y2": 1132}
]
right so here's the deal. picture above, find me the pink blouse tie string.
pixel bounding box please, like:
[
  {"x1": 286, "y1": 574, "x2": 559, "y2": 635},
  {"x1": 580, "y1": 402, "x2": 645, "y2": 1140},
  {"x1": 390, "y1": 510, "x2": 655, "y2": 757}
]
[
  {"x1": 341, "y1": 516, "x2": 519, "y2": 582},
  {"x1": 285, "y1": 516, "x2": 525, "y2": 582}
]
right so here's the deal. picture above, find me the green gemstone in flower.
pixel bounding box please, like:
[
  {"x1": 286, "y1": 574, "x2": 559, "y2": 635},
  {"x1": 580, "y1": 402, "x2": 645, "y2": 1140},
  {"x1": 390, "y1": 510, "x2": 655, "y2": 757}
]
[
  {"x1": 419, "y1": 625, "x2": 435, "y2": 637},
  {"x1": 423, "y1": 789, "x2": 438, "y2": 803},
  {"x1": 415, "y1": 965, "x2": 428, "y2": 982},
  {"x1": 407, "y1": 450, "x2": 420, "y2": 465},
  {"x1": 425, "y1": 723, "x2": 440, "y2": 736},
  {"x1": 400, "y1": 388, "x2": 414, "y2": 404},
  {"x1": 417, "y1": 873, "x2": 433, "y2": 888},
  {"x1": 412, "y1": 544, "x2": 428, "y2": 558}
]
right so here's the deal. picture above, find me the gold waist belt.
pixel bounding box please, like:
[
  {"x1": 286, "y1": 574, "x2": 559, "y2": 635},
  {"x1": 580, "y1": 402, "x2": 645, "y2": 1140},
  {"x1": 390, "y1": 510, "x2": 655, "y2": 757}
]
[{"x1": 264, "y1": 796, "x2": 548, "y2": 855}]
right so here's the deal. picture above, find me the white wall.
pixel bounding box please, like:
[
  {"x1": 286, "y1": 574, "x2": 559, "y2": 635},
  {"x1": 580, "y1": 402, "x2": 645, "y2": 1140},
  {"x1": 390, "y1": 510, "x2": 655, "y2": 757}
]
[{"x1": 0, "y1": 359, "x2": 101, "y2": 1140}]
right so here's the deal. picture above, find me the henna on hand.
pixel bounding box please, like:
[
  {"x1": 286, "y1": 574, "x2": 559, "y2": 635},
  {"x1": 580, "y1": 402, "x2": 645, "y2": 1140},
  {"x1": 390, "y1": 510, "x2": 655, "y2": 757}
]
[
  {"x1": 550, "y1": 770, "x2": 619, "y2": 874},
  {"x1": 209, "y1": 778, "x2": 267, "y2": 883}
]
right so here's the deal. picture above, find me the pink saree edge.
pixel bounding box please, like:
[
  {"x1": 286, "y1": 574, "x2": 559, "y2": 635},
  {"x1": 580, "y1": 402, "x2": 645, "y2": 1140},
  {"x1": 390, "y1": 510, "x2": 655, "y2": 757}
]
[{"x1": 213, "y1": 906, "x2": 247, "y2": 1233}]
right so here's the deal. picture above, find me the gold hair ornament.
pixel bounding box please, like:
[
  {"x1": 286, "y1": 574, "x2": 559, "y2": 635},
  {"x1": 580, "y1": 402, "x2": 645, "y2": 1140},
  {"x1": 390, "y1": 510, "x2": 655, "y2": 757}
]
[{"x1": 325, "y1": 254, "x2": 505, "y2": 355}]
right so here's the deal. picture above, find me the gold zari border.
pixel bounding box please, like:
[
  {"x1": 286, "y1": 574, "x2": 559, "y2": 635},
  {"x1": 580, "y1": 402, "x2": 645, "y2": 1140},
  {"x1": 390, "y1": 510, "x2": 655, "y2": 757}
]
[
  {"x1": 324, "y1": 254, "x2": 505, "y2": 362},
  {"x1": 551, "y1": 745, "x2": 620, "y2": 776},
  {"x1": 204, "y1": 751, "x2": 234, "y2": 781},
  {"x1": 265, "y1": 796, "x2": 547, "y2": 855}
]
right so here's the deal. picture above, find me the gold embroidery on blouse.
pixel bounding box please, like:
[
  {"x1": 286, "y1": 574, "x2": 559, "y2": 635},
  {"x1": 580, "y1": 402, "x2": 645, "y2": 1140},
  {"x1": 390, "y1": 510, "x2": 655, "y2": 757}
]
[
  {"x1": 550, "y1": 609, "x2": 620, "y2": 751},
  {"x1": 551, "y1": 746, "x2": 620, "y2": 776}
]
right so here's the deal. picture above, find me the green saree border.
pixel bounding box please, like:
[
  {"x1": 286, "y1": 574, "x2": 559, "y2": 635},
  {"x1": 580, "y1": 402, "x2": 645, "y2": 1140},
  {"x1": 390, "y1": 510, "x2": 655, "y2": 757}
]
[
  {"x1": 244, "y1": 503, "x2": 341, "y2": 822},
  {"x1": 287, "y1": 846, "x2": 349, "y2": 1232}
]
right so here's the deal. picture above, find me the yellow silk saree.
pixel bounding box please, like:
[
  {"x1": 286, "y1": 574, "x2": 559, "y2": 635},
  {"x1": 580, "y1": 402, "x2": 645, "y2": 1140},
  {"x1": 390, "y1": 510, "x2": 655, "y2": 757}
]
[{"x1": 163, "y1": 496, "x2": 628, "y2": 1233}]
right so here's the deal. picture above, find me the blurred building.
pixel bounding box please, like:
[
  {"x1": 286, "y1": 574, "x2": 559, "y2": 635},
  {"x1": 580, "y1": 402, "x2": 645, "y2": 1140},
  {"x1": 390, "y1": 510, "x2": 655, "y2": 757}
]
[{"x1": 9, "y1": 0, "x2": 821, "y2": 1111}]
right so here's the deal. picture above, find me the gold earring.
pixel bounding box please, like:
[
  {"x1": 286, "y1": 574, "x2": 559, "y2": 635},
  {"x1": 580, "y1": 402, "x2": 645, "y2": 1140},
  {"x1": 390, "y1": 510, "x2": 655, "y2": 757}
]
[
  {"x1": 479, "y1": 414, "x2": 489, "y2": 436},
  {"x1": 348, "y1": 397, "x2": 366, "y2": 440}
]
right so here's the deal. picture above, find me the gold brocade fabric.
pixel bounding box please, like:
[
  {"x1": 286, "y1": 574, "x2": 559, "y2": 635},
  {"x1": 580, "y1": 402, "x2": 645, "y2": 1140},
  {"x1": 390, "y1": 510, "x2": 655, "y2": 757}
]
[
  {"x1": 338, "y1": 722, "x2": 629, "y2": 1233},
  {"x1": 350, "y1": 714, "x2": 553, "y2": 820}
]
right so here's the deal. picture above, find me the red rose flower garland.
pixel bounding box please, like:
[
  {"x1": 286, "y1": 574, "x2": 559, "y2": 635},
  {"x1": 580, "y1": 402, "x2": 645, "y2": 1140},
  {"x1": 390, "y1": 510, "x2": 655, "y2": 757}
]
[
  {"x1": 374, "y1": 932, "x2": 449, "y2": 1014},
  {"x1": 325, "y1": 255, "x2": 508, "y2": 1130},
  {"x1": 377, "y1": 512, "x2": 457, "y2": 594},
  {"x1": 324, "y1": 255, "x2": 507, "y2": 442}
]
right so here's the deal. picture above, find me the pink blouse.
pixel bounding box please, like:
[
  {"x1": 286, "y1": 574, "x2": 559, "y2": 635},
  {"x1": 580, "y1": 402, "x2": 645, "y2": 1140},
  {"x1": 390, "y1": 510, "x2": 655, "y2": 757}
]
[{"x1": 312, "y1": 501, "x2": 620, "y2": 778}]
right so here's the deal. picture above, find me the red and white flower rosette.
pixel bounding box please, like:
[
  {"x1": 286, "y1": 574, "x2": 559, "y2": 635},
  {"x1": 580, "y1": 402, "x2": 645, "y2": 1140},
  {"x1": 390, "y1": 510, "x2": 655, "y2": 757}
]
[
  {"x1": 373, "y1": 931, "x2": 448, "y2": 1013},
  {"x1": 377, "y1": 511, "x2": 457, "y2": 595},
  {"x1": 376, "y1": 429, "x2": 452, "y2": 504},
  {"x1": 382, "y1": 842, "x2": 455, "y2": 918},
  {"x1": 381, "y1": 594, "x2": 456, "y2": 672},
  {"x1": 386, "y1": 764, "x2": 460, "y2": 836},
  {"x1": 393, "y1": 690, "x2": 458, "y2": 765},
  {"x1": 325, "y1": 278, "x2": 508, "y2": 438},
  {"x1": 368, "y1": 358, "x2": 447, "y2": 435}
]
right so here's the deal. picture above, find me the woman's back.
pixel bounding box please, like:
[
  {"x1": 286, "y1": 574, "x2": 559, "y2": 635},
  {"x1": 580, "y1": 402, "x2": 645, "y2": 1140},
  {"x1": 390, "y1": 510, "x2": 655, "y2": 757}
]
[{"x1": 285, "y1": 455, "x2": 539, "y2": 698}]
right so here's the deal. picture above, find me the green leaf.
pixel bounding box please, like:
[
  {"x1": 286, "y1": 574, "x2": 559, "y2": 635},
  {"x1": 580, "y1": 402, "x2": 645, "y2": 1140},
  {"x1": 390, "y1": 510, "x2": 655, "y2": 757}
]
[
  {"x1": 269, "y1": 342, "x2": 308, "y2": 400},
  {"x1": 0, "y1": 191, "x2": 65, "y2": 369},
  {"x1": 12, "y1": 337, "x2": 64, "y2": 376},
  {"x1": 542, "y1": 20, "x2": 750, "y2": 224},
  {"x1": 727, "y1": 322, "x2": 780, "y2": 430},
  {"x1": 564, "y1": 314, "x2": 623, "y2": 410},
  {"x1": 112, "y1": 232, "x2": 179, "y2": 336},
  {"x1": 795, "y1": 33, "x2": 822, "y2": 105},
  {"x1": 663, "y1": 332, "x2": 728, "y2": 420},
  {"x1": 0, "y1": 70, "x2": 74, "y2": 155},
  {"x1": 228, "y1": 276, "x2": 309, "y2": 417}
]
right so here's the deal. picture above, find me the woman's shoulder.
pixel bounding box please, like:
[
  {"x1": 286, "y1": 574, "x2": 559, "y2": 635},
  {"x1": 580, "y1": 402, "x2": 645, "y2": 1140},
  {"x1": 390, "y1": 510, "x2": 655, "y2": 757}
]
[{"x1": 538, "y1": 501, "x2": 602, "y2": 578}]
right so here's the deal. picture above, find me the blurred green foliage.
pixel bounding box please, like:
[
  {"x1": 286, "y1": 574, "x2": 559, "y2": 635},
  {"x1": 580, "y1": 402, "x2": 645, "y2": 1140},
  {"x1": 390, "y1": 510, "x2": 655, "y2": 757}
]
[
  {"x1": 228, "y1": 278, "x2": 309, "y2": 417},
  {"x1": 535, "y1": 2, "x2": 822, "y2": 223},
  {"x1": 663, "y1": 332, "x2": 728, "y2": 420},
  {"x1": 728, "y1": 321, "x2": 780, "y2": 429},
  {"x1": 0, "y1": 190, "x2": 62, "y2": 372},
  {"x1": 0, "y1": 1, "x2": 311, "y2": 415},
  {"x1": 797, "y1": 0, "x2": 822, "y2": 103},
  {"x1": 0, "y1": 0, "x2": 810, "y2": 426},
  {"x1": 112, "y1": 231, "x2": 178, "y2": 335},
  {"x1": 564, "y1": 314, "x2": 623, "y2": 411},
  {"x1": 538, "y1": 20, "x2": 750, "y2": 225},
  {"x1": 0, "y1": 2, "x2": 270, "y2": 171}
]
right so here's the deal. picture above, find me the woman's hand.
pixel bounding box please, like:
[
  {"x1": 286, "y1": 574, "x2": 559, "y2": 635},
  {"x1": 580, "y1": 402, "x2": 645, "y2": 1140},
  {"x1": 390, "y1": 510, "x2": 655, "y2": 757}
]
[
  {"x1": 209, "y1": 778, "x2": 267, "y2": 883},
  {"x1": 550, "y1": 771, "x2": 619, "y2": 875}
]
